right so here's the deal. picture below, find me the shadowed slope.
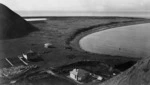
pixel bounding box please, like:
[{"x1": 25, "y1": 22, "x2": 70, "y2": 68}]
[
  {"x1": 96, "y1": 57, "x2": 150, "y2": 85},
  {"x1": 0, "y1": 4, "x2": 38, "y2": 40}
]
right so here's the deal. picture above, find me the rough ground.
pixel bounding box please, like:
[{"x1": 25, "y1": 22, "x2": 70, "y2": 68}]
[{"x1": 95, "y1": 56, "x2": 150, "y2": 85}]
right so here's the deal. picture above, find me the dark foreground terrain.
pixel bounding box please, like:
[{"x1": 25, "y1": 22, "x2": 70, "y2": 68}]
[{"x1": 1, "y1": 3, "x2": 150, "y2": 85}]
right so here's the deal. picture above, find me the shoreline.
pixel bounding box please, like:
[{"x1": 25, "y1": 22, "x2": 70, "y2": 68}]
[
  {"x1": 70, "y1": 18, "x2": 150, "y2": 56},
  {"x1": 67, "y1": 18, "x2": 150, "y2": 85}
]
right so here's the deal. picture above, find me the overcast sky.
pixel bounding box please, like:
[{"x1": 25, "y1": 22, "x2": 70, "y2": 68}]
[{"x1": 1, "y1": 0, "x2": 150, "y2": 12}]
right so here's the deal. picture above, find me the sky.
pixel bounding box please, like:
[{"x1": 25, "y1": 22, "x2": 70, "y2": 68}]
[{"x1": 1, "y1": 0, "x2": 150, "y2": 12}]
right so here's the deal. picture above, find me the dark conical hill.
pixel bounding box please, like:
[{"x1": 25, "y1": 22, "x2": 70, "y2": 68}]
[{"x1": 0, "y1": 3, "x2": 38, "y2": 40}]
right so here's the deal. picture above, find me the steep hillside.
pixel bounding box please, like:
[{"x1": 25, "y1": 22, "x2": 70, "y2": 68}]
[
  {"x1": 0, "y1": 3, "x2": 38, "y2": 40},
  {"x1": 94, "y1": 57, "x2": 150, "y2": 85}
]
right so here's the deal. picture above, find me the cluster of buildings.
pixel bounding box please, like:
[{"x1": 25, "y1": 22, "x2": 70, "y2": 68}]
[
  {"x1": 5, "y1": 42, "x2": 53, "y2": 67},
  {"x1": 5, "y1": 50, "x2": 43, "y2": 67}
]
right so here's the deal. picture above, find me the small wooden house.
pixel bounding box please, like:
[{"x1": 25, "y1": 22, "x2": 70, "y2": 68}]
[
  {"x1": 18, "y1": 50, "x2": 43, "y2": 65},
  {"x1": 22, "y1": 50, "x2": 39, "y2": 61},
  {"x1": 69, "y1": 69, "x2": 89, "y2": 81}
]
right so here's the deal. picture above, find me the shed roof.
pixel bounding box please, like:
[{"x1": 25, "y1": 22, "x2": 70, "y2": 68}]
[{"x1": 70, "y1": 69, "x2": 89, "y2": 77}]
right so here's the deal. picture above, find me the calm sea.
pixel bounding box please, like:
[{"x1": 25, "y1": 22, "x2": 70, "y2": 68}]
[{"x1": 17, "y1": 11, "x2": 150, "y2": 18}]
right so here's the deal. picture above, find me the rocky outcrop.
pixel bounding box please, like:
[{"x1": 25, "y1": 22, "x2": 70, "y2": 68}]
[{"x1": 0, "y1": 65, "x2": 38, "y2": 79}]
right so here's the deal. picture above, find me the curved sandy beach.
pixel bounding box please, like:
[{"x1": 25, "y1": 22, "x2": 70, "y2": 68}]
[{"x1": 80, "y1": 23, "x2": 150, "y2": 58}]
